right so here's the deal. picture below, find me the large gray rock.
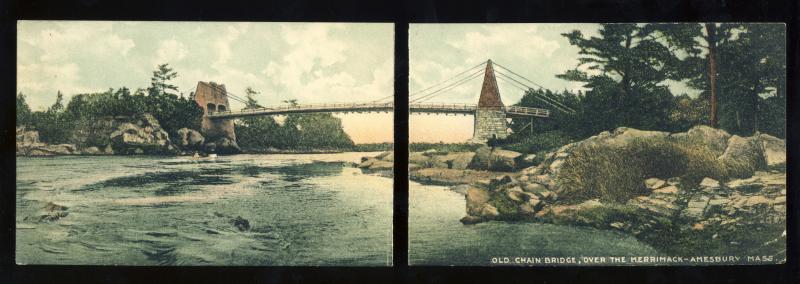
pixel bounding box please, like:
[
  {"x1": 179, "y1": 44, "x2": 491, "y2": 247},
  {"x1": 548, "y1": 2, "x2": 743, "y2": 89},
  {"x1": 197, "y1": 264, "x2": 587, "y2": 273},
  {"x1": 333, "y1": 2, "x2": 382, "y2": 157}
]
[
  {"x1": 26, "y1": 144, "x2": 77, "y2": 156},
  {"x1": 468, "y1": 146, "x2": 523, "y2": 172},
  {"x1": 204, "y1": 137, "x2": 241, "y2": 155},
  {"x1": 109, "y1": 114, "x2": 175, "y2": 155},
  {"x1": 81, "y1": 146, "x2": 102, "y2": 155},
  {"x1": 16, "y1": 127, "x2": 40, "y2": 146},
  {"x1": 757, "y1": 133, "x2": 786, "y2": 168},
  {"x1": 176, "y1": 128, "x2": 205, "y2": 150},
  {"x1": 16, "y1": 127, "x2": 43, "y2": 155},
  {"x1": 718, "y1": 135, "x2": 766, "y2": 178},
  {"x1": 432, "y1": 152, "x2": 476, "y2": 170},
  {"x1": 465, "y1": 187, "x2": 491, "y2": 217}
]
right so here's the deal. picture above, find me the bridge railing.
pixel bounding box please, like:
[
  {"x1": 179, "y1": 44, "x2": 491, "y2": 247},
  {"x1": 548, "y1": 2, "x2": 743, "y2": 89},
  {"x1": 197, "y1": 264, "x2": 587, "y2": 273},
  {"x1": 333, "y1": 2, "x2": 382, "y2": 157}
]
[
  {"x1": 409, "y1": 102, "x2": 477, "y2": 111},
  {"x1": 207, "y1": 101, "x2": 394, "y2": 116},
  {"x1": 505, "y1": 105, "x2": 550, "y2": 117},
  {"x1": 207, "y1": 101, "x2": 550, "y2": 118}
]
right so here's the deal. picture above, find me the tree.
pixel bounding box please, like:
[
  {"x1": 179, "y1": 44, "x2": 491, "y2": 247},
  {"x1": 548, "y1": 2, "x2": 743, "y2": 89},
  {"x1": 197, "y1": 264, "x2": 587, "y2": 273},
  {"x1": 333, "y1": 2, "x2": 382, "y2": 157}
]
[
  {"x1": 658, "y1": 23, "x2": 786, "y2": 136},
  {"x1": 49, "y1": 91, "x2": 65, "y2": 113},
  {"x1": 149, "y1": 63, "x2": 179, "y2": 97},
  {"x1": 557, "y1": 24, "x2": 678, "y2": 136},
  {"x1": 244, "y1": 87, "x2": 262, "y2": 109},
  {"x1": 16, "y1": 93, "x2": 32, "y2": 126}
]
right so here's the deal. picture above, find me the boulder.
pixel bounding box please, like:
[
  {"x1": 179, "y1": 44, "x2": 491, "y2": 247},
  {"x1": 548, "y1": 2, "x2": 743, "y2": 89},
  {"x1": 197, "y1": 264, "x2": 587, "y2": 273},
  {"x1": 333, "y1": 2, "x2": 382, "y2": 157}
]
[
  {"x1": 521, "y1": 154, "x2": 537, "y2": 163},
  {"x1": 410, "y1": 168, "x2": 505, "y2": 186},
  {"x1": 699, "y1": 177, "x2": 720, "y2": 188},
  {"x1": 375, "y1": 151, "x2": 393, "y2": 161},
  {"x1": 109, "y1": 114, "x2": 174, "y2": 155},
  {"x1": 204, "y1": 137, "x2": 241, "y2": 155},
  {"x1": 465, "y1": 187, "x2": 491, "y2": 217},
  {"x1": 432, "y1": 152, "x2": 475, "y2": 170},
  {"x1": 27, "y1": 144, "x2": 77, "y2": 156},
  {"x1": 409, "y1": 152, "x2": 429, "y2": 165},
  {"x1": 367, "y1": 160, "x2": 394, "y2": 171},
  {"x1": 685, "y1": 125, "x2": 731, "y2": 154},
  {"x1": 176, "y1": 128, "x2": 205, "y2": 150},
  {"x1": 521, "y1": 182, "x2": 548, "y2": 194},
  {"x1": 230, "y1": 216, "x2": 251, "y2": 231},
  {"x1": 468, "y1": 146, "x2": 523, "y2": 172},
  {"x1": 757, "y1": 134, "x2": 786, "y2": 168},
  {"x1": 718, "y1": 135, "x2": 766, "y2": 178},
  {"x1": 81, "y1": 146, "x2": 102, "y2": 155},
  {"x1": 16, "y1": 127, "x2": 40, "y2": 147},
  {"x1": 644, "y1": 178, "x2": 666, "y2": 190}
]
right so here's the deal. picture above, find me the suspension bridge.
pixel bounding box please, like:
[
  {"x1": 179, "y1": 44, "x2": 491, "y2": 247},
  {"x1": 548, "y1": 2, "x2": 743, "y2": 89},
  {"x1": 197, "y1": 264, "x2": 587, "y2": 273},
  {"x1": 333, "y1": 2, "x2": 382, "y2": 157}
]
[{"x1": 193, "y1": 59, "x2": 575, "y2": 143}]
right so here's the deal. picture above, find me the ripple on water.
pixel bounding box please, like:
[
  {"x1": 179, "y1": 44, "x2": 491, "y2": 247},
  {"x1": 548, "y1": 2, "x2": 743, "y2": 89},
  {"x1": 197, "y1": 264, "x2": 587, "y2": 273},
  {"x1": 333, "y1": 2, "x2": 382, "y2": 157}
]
[{"x1": 17, "y1": 154, "x2": 393, "y2": 266}]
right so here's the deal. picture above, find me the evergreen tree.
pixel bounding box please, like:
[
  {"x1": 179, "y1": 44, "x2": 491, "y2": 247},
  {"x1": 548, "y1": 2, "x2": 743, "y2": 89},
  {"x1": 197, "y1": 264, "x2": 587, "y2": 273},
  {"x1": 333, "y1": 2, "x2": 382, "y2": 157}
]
[
  {"x1": 149, "y1": 63, "x2": 179, "y2": 97},
  {"x1": 16, "y1": 93, "x2": 32, "y2": 126},
  {"x1": 557, "y1": 24, "x2": 677, "y2": 136}
]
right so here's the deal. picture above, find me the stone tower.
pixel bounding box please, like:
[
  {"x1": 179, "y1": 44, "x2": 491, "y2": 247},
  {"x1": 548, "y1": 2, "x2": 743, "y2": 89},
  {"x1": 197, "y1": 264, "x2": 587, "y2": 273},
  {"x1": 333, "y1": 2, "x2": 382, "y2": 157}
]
[
  {"x1": 194, "y1": 81, "x2": 236, "y2": 142},
  {"x1": 470, "y1": 60, "x2": 509, "y2": 143}
]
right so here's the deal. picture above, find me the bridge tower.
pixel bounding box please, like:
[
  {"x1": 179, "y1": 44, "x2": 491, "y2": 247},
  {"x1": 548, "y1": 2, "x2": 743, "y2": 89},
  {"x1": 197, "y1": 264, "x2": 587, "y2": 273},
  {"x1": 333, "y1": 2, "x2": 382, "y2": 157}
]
[
  {"x1": 194, "y1": 81, "x2": 237, "y2": 142},
  {"x1": 470, "y1": 59, "x2": 509, "y2": 143}
]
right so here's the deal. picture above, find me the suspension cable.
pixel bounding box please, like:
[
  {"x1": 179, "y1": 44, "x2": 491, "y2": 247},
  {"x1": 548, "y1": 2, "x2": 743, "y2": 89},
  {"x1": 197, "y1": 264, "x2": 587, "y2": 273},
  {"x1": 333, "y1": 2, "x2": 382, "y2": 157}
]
[
  {"x1": 410, "y1": 68, "x2": 484, "y2": 103},
  {"x1": 409, "y1": 61, "x2": 486, "y2": 99},
  {"x1": 494, "y1": 68, "x2": 576, "y2": 114}
]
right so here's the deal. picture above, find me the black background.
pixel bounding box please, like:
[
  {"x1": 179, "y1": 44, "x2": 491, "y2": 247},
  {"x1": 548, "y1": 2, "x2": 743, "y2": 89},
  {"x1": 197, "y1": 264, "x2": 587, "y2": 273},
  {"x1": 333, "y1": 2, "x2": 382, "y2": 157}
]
[{"x1": 0, "y1": 0, "x2": 798, "y2": 283}]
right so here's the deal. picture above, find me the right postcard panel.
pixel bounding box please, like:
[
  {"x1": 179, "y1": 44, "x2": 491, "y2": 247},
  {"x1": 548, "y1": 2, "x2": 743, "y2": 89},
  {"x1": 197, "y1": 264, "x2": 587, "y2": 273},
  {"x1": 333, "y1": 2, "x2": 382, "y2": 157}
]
[{"x1": 404, "y1": 23, "x2": 786, "y2": 266}]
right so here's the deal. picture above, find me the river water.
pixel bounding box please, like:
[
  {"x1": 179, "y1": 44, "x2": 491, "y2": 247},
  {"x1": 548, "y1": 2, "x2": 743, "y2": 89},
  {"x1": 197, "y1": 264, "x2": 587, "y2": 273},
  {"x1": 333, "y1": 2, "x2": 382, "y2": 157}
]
[
  {"x1": 17, "y1": 153, "x2": 658, "y2": 266},
  {"x1": 409, "y1": 182, "x2": 659, "y2": 266},
  {"x1": 16, "y1": 153, "x2": 393, "y2": 266}
]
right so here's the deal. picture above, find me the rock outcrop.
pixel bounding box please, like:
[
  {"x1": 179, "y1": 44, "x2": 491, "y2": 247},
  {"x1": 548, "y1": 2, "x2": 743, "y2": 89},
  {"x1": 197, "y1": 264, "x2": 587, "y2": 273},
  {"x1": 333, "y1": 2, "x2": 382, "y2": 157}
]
[
  {"x1": 17, "y1": 114, "x2": 209, "y2": 156},
  {"x1": 16, "y1": 127, "x2": 80, "y2": 156},
  {"x1": 203, "y1": 137, "x2": 241, "y2": 155},
  {"x1": 176, "y1": 128, "x2": 206, "y2": 151},
  {"x1": 468, "y1": 146, "x2": 523, "y2": 172},
  {"x1": 448, "y1": 126, "x2": 785, "y2": 257},
  {"x1": 110, "y1": 114, "x2": 177, "y2": 155}
]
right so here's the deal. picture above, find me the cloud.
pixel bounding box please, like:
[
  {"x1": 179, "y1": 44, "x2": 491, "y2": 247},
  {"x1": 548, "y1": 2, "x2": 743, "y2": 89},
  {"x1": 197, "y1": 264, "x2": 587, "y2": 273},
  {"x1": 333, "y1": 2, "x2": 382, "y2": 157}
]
[
  {"x1": 17, "y1": 62, "x2": 87, "y2": 110},
  {"x1": 154, "y1": 38, "x2": 188, "y2": 65},
  {"x1": 448, "y1": 25, "x2": 560, "y2": 62},
  {"x1": 21, "y1": 22, "x2": 135, "y2": 63},
  {"x1": 262, "y1": 23, "x2": 391, "y2": 104}
]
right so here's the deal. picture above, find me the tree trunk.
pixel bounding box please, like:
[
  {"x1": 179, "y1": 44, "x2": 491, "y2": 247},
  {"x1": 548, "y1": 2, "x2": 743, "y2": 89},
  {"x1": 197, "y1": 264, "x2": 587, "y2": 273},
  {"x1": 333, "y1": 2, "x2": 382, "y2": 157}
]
[
  {"x1": 752, "y1": 78, "x2": 760, "y2": 134},
  {"x1": 705, "y1": 23, "x2": 719, "y2": 128}
]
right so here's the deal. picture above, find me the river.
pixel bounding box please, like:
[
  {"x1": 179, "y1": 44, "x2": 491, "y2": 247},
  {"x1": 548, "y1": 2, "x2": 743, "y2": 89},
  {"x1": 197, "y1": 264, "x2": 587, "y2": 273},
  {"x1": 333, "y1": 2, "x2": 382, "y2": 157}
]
[
  {"x1": 17, "y1": 153, "x2": 659, "y2": 266},
  {"x1": 409, "y1": 182, "x2": 659, "y2": 266},
  {"x1": 16, "y1": 153, "x2": 393, "y2": 266}
]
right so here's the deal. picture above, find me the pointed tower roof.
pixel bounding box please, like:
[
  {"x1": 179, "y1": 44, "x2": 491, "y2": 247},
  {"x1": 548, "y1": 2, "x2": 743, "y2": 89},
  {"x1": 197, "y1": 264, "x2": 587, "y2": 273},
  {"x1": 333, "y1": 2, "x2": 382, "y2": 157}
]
[{"x1": 477, "y1": 59, "x2": 504, "y2": 108}]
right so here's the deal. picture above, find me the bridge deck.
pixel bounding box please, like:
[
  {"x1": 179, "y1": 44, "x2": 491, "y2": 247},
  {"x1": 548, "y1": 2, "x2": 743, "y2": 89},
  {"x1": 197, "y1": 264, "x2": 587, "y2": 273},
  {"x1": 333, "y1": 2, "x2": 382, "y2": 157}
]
[{"x1": 206, "y1": 102, "x2": 549, "y2": 119}]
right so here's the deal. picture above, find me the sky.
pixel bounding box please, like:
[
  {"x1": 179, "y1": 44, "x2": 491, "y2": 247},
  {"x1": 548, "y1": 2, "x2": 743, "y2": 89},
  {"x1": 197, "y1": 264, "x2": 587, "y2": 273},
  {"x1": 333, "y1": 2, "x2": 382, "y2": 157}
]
[
  {"x1": 17, "y1": 21, "x2": 394, "y2": 143},
  {"x1": 17, "y1": 22, "x2": 705, "y2": 144},
  {"x1": 408, "y1": 24, "x2": 697, "y2": 143}
]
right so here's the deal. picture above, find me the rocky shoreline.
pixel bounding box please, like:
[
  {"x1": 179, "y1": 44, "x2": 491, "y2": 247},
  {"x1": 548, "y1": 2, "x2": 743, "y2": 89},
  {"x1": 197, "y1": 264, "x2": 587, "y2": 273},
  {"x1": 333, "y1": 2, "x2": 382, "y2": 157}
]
[
  {"x1": 359, "y1": 125, "x2": 786, "y2": 257},
  {"x1": 17, "y1": 113, "x2": 240, "y2": 157}
]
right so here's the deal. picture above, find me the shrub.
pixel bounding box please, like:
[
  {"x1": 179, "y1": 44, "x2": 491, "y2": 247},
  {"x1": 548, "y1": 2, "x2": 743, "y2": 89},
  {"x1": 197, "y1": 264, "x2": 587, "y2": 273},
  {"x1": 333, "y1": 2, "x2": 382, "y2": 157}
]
[
  {"x1": 409, "y1": 142, "x2": 481, "y2": 153},
  {"x1": 501, "y1": 131, "x2": 575, "y2": 154},
  {"x1": 556, "y1": 137, "x2": 726, "y2": 204}
]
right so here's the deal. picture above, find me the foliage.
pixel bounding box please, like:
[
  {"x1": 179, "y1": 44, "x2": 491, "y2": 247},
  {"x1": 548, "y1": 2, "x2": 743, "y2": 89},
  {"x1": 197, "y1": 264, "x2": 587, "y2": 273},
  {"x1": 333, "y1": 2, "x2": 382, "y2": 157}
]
[
  {"x1": 656, "y1": 23, "x2": 786, "y2": 137},
  {"x1": 501, "y1": 130, "x2": 574, "y2": 154},
  {"x1": 350, "y1": 143, "x2": 394, "y2": 152},
  {"x1": 408, "y1": 142, "x2": 482, "y2": 153},
  {"x1": 149, "y1": 63, "x2": 179, "y2": 97},
  {"x1": 505, "y1": 23, "x2": 785, "y2": 152},
  {"x1": 556, "y1": 137, "x2": 727, "y2": 204},
  {"x1": 234, "y1": 88, "x2": 356, "y2": 151},
  {"x1": 16, "y1": 93, "x2": 32, "y2": 126},
  {"x1": 19, "y1": 64, "x2": 203, "y2": 146}
]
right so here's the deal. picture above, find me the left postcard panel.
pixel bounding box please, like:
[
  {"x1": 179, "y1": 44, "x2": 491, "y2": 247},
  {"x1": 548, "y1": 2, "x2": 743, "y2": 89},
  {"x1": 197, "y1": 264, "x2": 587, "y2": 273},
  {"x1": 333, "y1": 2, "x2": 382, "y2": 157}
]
[{"x1": 16, "y1": 21, "x2": 395, "y2": 266}]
